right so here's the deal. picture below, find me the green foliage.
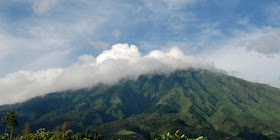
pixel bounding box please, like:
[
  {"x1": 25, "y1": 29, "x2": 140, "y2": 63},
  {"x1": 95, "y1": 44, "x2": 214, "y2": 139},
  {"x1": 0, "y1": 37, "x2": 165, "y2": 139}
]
[
  {"x1": 155, "y1": 130, "x2": 208, "y2": 140},
  {"x1": 0, "y1": 133, "x2": 9, "y2": 139},
  {"x1": 1, "y1": 69, "x2": 280, "y2": 139},
  {"x1": 20, "y1": 128, "x2": 54, "y2": 140},
  {"x1": 0, "y1": 127, "x2": 101, "y2": 140},
  {"x1": 1, "y1": 111, "x2": 18, "y2": 140},
  {"x1": 2, "y1": 111, "x2": 18, "y2": 131}
]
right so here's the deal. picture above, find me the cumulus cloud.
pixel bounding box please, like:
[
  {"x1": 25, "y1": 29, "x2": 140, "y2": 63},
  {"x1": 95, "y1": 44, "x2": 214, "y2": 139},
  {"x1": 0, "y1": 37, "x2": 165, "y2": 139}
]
[
  {"x1": 32, "y1": 0, "x2": 61, "y2": 15},
  {"x1": 0, "y1": 44, "x2": 216, "y2": 105}
]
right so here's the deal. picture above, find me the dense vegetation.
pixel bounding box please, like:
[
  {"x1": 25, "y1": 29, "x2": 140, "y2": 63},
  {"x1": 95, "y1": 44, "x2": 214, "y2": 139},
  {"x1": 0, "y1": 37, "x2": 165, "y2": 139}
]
[
  {"x1": 0, "y1": 111, "x2": 207, "y2": 140},
  {"x1": 0, "y1": 69, "x2": 280, "y2": 139},
  {"x1": 0, "y1": 127, "x2": 207, "y2": 140},
  {"x1": 1, "y1": 120, "x2": 103, "y2": 140}
]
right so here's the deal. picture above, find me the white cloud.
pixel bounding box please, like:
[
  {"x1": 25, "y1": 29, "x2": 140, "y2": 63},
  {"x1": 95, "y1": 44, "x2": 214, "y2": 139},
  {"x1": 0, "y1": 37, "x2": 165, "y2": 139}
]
[
  {"x1": 143, "y1": 0, "x2": 197, "y2": 25},
  {"x1": 87, "y1": 40, "x2": 110, "y2": 50},
  {"x1": 0, "y1": 0, "x2": 128, "y2": 77},
  {"x1": 0, "y1": 43, "x2": 217, "y2": 105},
  {"x1": 236, "y1": 17, "x2": 250, "y2": 25},
  {"x1": 0, "y1": 11, "x2": 107, "y2": 76},
  {"x1": 207, "y1": 46, "x2": 280, "y2": 87},
  {"x1": 246, "y1": 27, "x2": 280, "y2": 55},
  {"x1": 161, "y1": 0, "x2": 196, "y2": 9},
  {"x1": 32, "y1": 0, "x2": 60, "y2": 15},
  {"x1": 32, "y1": 0, "x2": 61, "y2": 15},
  {"x1": 265, "y1": 3, "x2": 280, "y2": 26},
  {"x1": 204, "y1": 27, "x2": 280, "y2": 89},
  {"x1": 205, "y1": 26, "x2": 280, "y2": 56},
  {"x1": 0, "y1": 23, "x2": 71, "y2": 76},
  {"x1": 0, "y1": 68, "x2": 64, "y2": 105}
]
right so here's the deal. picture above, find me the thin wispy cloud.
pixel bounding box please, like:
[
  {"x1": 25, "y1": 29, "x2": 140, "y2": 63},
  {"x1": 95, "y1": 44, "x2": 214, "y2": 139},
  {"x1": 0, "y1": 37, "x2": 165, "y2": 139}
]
[
  {"x1": 204, "y1": 26, "x2": 280, "y2": 88},
  {"x1": 87, "y1": 40, "x2": 110, "y2": 50},
  {"x1": 32, "y1": 0, "x2": 61, "y2": 15},
  {"x1": 246, "y1": 27, "x2": 280, "y2": 55},
  {"x1": 161, "y1": 0, "x2": 196, "y2": 9}
]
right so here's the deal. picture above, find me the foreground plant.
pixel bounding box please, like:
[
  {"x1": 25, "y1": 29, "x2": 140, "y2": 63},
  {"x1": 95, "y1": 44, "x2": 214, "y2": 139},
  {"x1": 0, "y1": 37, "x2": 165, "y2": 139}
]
[
  {"x1": 154, "y1": 130, "x2": 207, "y2": 140},
  {"x1": 1, "y1": 111, "x2": 18, "y2": 140}
]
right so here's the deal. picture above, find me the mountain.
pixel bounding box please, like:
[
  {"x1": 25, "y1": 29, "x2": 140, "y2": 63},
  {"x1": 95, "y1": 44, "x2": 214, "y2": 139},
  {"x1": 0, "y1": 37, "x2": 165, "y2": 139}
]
[{"x1": 0, "y1": 69, "x2": 280, "y2": 139}]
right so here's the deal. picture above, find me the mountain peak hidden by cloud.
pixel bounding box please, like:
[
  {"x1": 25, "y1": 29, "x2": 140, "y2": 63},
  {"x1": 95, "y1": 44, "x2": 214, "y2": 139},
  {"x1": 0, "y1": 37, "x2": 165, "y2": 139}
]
[{"x1": 0, "y1": 43, "x2": 217, "y2": 105}]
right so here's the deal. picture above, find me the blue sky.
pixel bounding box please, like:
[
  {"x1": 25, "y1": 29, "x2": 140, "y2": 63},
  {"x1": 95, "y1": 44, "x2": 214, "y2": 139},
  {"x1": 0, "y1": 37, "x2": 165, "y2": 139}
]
[{"x1": 0, "y1": 0, "x2": 280, "y2": 104}]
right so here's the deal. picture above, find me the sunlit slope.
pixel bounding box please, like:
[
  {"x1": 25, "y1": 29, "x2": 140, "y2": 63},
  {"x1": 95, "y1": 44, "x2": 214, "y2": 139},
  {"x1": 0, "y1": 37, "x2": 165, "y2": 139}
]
[{"x1": 0, "y1": 69, "x2": 279, "y2": 139}]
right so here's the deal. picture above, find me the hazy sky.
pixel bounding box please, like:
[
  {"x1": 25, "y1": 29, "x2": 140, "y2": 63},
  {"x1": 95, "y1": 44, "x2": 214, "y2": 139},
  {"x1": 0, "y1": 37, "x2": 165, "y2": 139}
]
[{"x1": 0, "y1": 0, "x2": 280, "y2": 105}]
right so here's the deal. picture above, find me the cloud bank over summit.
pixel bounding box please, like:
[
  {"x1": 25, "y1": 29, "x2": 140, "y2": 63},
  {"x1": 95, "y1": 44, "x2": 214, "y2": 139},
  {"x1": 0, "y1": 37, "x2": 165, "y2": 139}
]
[
  {"x1": 0, "y1": 44, "x2": 216, "y2": 105},
  {"x1": 1, "y1": 0, "x2": 280, "y2": 106}
]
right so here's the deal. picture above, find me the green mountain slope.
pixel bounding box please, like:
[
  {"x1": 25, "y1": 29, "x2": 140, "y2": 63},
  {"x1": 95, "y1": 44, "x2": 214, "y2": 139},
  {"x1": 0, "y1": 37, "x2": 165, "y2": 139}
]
[{"x1": 1, "y1": 69, "x2": 280, "y2": 139}]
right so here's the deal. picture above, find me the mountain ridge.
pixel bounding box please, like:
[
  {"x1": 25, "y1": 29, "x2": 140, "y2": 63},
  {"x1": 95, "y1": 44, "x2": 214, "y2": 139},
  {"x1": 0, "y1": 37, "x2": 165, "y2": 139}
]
[{"x1": 0, "y1": 69, "x2": 280, "y2": 139}]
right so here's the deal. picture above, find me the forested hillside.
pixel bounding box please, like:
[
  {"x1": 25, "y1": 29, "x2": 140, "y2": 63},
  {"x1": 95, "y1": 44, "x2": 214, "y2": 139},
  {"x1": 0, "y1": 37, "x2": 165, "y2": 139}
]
[{"x1": 1, "y1": 69, "x2": 280, "y2": 139}]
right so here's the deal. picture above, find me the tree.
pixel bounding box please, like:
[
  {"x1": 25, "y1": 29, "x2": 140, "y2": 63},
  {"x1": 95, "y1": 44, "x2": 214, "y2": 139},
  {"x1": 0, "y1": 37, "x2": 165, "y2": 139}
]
[
  {"x1": 61, "y1": 122, "x2": 67, "y2": 138},
  {"x1": 22, "y1": 122, "x2": 31, "y2": 135},
  {"x1": 1, "y1": 111, "x2": 18, "y2": 140}
]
